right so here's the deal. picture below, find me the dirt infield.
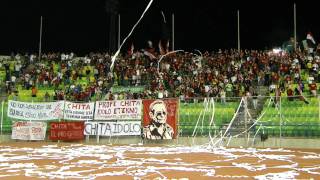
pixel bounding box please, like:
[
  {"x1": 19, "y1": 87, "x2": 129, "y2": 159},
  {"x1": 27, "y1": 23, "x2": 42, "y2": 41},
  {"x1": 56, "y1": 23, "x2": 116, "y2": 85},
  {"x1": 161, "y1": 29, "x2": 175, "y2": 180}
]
[{"x1": 0, "y1": 142, "x2": 320, "y2": 179}]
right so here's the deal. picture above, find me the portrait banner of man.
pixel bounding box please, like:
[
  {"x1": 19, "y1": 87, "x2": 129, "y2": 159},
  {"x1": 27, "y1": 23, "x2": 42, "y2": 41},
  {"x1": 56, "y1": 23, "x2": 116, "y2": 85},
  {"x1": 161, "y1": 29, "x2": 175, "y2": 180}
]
[{"x1": 142, "y1": 99, "x2": 179, "y2": 140}]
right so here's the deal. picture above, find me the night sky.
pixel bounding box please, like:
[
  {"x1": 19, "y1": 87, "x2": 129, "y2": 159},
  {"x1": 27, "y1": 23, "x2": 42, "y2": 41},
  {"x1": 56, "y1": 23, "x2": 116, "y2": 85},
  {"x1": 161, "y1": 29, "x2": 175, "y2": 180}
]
[{"x1": 0, "y1": 0, "x2": 318, "y2": 55}]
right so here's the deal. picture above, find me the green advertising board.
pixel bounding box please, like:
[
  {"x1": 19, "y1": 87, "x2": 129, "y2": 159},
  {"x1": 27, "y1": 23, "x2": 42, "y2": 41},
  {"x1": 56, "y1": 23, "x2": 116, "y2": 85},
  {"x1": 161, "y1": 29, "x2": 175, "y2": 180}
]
[{"x1": 111, "y1": 86, "x2": 145, "y2": 93}]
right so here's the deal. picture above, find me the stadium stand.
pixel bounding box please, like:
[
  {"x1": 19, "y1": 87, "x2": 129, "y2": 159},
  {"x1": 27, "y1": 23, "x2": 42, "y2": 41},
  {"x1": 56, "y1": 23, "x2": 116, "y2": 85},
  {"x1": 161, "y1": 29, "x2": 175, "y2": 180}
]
[{"x1": 0, "y1": 46, "x2": 319, "y2": 136}]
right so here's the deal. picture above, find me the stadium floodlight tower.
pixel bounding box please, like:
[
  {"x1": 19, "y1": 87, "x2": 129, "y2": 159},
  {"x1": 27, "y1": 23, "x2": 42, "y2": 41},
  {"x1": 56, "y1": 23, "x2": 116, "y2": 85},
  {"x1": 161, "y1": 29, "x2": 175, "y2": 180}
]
[
  {"x1": 38, "y1": 16, "x2": 43, "y2": 62},
  {"x1": 105, "y1": 0, "x2": 119, "y2": 54},
  {"x1": 293, "y1": 3, "x2": 297, "y2": 51},
  {"x1": 237, "y1": 10, "x2": 240, "y2": 54}
]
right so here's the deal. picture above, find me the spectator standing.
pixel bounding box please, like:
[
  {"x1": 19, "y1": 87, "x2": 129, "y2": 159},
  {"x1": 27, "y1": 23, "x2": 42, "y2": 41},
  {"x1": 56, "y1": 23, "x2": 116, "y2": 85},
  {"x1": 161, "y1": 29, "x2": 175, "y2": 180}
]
[
  {"x1": 287, "y1": 87, "x2": 294, "y2": 101},
  {"x1": 309, "y1": 81, "x2": 317, "y2": 97},
  {"x1": 220, "y1": 89, "x2": 226, "y2": 104},
  {"x1": 44, "y1": 91, "x2": 50, "y2": 102},
  {"x1": 252, "y1": 90, "x2": 258, "y2": 109},
  {"x1": 31, "y1": 85, "x2": 38, "y2": 99}
]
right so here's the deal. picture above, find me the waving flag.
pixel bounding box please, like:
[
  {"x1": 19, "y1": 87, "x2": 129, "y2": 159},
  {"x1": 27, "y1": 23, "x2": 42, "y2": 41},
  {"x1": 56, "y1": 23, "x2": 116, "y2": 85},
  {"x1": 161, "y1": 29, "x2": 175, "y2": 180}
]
[
  {"x1": 306, "y1": 32, "x2": 317, "y2": 54},
  {"x1": 159, "y1": 40, "x2": 166, "y2": 55},
  {"x1": 128, "y1": 43, "x2": 134, "y2": 56},
  {"x1": 307, "y1": 32, "x2": 316, "y2": 45}
]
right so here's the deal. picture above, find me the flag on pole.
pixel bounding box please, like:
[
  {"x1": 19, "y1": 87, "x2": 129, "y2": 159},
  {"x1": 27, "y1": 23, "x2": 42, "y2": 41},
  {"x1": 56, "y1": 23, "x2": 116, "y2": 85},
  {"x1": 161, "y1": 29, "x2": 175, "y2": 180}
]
[
  {"x1": 160, "y1": 10, "x2": 169, "y2": 54},
  {"x1": 143, "y1": 50, "x2": 157, "y2": 59},
  {"x1": 166, "y1": 40, "x2": 170, "y2": 53},
  {"x1": 307, "y1": 32, "x2": 316, "y2": 46},
  {"x1": 306, "y1": 32, "x2": 316, "y2": 54},
  {"x1": 128, "y1": 43, "x2": 134, "y2": 56},
  {"x1": 159, "y1": 40, "x2": 166, "y2": 55}
]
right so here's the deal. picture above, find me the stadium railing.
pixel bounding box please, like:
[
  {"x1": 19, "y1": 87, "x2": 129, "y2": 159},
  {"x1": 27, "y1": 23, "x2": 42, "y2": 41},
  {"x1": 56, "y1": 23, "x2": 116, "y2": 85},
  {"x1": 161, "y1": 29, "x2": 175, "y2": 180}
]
[{"x1": 0, "y1": 95, "x2": 319, "y2": 139}]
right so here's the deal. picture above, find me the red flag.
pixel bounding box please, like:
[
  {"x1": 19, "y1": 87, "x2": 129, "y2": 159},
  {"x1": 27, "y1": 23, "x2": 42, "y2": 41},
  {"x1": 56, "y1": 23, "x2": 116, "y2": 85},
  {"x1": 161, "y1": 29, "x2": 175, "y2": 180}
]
[
  {"x1": 143, "y1": 50, "x2": 156, "y2": 59},
  {"x1": 159, "y1": 40, "x2": 166, "y2": 55},
  {"x1": 166, "y1": 40, "x2": 170, "y2": 53},
  {"x1": 307, "y1": 32, "x2": 316, "y2": 45}
]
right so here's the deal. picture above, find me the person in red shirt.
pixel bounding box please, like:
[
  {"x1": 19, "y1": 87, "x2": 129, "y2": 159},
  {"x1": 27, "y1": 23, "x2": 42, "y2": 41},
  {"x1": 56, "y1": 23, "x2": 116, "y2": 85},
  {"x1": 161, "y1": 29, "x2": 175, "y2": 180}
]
[
  {"x1": 275, "y1": 88, "x2": 281, "y2": 106},
  {"x1": 295, "y1": 87, "x2": 309, "y2": 104},
  {"x1": 271, "y1": 72, "x2": 280, "y2": 84},
  {"x1": 31, "y1": 85, "x2": 37, "y2": 98},
  {"x1": 287, "y1": 87, "x2": 294, "y2": 101},
  {"x1": 309, "y1": 81, "x2": 317, "y2": 97}
]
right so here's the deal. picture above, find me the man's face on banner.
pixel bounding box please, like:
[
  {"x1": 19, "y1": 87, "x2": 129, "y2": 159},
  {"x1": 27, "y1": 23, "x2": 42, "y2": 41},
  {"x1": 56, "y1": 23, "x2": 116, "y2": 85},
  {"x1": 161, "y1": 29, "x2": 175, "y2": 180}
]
[{"x1": 149, "y1": 102, "x2": 167, "y2": 124}]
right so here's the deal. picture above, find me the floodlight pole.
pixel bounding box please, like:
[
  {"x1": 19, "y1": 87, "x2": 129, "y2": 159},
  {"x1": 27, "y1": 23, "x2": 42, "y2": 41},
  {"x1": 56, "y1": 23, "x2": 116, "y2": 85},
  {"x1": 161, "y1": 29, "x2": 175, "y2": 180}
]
[
  {"x1": 294, "y1": 3, "x2": 297, "y2": 51},
  {"x1": 0, "y1": 101, "x2": 4, "y2": 135},
  {"x1": 237, "y1": 10, "x2": 240, "y2": 53},
  {"x1": 279, "y1": 96, "x2": 282, "y2": 148},
  {"x1": 38, "y1": 16, "x2": 43, "y2": 61},
  {"x1": 172, "y1": 13, "x2": 175, "y2": 51},
  {"x1": 118, "y1": 14, "x2": 121, "y2": 49},
  {"x1": 244, "y1": 96, "x2": 248, "y2": 147},
  {"x1": 318, "y1": 95, "x2": 320, "y2": 125}
]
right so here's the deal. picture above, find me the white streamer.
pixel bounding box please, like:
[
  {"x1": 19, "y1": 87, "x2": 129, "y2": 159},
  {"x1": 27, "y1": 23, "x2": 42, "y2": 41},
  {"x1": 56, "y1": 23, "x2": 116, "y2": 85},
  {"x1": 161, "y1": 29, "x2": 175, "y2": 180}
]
[
  {"x1": 157, "y1": 50, "x2": 184, "y2": 73},
  {"x1": 222, "y1": 98, "x2": 244, "y2": 138},
  {"x1": 232, "y1": 98, "x2": 272, "y2": 138},
  {"x1": 110, "y1": 0, "x2": 154, "y2": 71},
  {"x1": 194, "y1": 49, "x2": 203, "y2": 57},
  {"x1": 209, "y1": 98, "x2": 215, "y2": 127},
  {"x1": 192, "y1": 109, "x2": 203, "y2": 137},
  {"x1": 252, "y1": 124, "x2": 263, "y2": 146},
  {"x1": 226, "y1": 135, "x2": 233, "y2": 147},
  {"x1": 161, "y1": 11, "x2": 166, "y2": 23}
]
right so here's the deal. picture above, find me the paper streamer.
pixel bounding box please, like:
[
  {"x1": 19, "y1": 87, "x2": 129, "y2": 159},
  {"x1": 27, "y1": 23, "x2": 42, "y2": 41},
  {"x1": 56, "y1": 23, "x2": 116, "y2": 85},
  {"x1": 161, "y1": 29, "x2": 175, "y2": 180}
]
[
  {"x1": 222, "y1": 98, "x2": 244, "y2": 138},
  {"x1": 110, "y1": 0, "x2": 154, "y2": 71},
  {"x1": 161, "y1": 11, "x2": 166, "y2": 23},
  {"x1": 157, "y1": 50, "x2": 184, "y2": 73}
]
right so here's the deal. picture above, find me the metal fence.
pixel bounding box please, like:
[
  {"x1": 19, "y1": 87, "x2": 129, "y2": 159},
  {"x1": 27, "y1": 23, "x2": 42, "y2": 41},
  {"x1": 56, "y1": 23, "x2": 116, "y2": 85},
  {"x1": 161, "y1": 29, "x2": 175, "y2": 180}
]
[
  {"x1": 179, "y1": 95, "x2": 320, "y2": 139},
  {"x1": 0, "y1": 96, "x2": 319, "y2": 141}
]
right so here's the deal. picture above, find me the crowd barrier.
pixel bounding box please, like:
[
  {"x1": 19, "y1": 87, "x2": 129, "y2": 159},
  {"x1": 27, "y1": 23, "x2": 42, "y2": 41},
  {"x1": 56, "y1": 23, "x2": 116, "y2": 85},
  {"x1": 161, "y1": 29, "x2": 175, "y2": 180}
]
[{"x1": 0, "y1": 96, "x2": 319, "y2": 146}]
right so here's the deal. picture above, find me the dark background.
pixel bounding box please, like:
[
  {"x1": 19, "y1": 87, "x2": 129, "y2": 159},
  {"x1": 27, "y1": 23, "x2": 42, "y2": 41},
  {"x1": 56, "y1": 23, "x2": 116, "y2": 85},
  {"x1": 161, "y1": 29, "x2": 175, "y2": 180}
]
[{"x1": 0, "y1": 0, "x2": 318, "y2": 55}]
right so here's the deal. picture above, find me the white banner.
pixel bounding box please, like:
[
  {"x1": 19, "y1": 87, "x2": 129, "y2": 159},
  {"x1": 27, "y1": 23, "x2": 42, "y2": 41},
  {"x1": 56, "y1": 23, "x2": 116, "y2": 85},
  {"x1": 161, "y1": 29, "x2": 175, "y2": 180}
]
[
  {"x1": 11, "y1": 121, "x2": 47, "y2": 140},
  {"x1": 8, "y1": 100, "x2": 64, "y2": 120},
  {"x1": 84, "y1": 121, "x2": 141, "y2": 136},
  {"x1": 64, "y1": 101, "x2": 94, "y2": 120},
  {"x1": 94, "y1": 100, "x2": 142, "y2": 120}
]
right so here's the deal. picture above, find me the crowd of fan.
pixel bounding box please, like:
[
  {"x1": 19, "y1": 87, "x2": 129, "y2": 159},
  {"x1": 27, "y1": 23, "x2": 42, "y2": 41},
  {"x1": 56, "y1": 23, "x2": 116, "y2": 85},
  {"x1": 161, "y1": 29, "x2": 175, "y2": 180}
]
[{"x1": 1, "y1": 46, "x2": 320, "y2": 102}]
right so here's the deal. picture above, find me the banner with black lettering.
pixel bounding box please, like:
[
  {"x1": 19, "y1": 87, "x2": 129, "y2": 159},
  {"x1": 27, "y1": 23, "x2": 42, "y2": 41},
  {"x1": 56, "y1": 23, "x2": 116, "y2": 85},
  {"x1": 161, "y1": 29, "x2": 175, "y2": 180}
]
[
  {"x1": 84, "y1": 121, "x2": 141, "y2": 136},
  {"x1": 8, "y1": 100, "x2": 64, "y2": 120},
  {"x1": 142, "y1": 99, "x2": 179, "y2": 140},
  {"x1": 11, "y1": 121, "x2": 47, "y2": 140},
  {"x1": 64, "y1": 101, "x2": 94, "y2": 120},
  {"x1": 94, "y1": 100, "x2": 142, "y2": 120}
]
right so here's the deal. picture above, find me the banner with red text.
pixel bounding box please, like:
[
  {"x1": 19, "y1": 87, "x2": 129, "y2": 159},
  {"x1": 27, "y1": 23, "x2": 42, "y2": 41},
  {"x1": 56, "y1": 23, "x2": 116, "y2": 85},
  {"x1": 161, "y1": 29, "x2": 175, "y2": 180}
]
[
  {"x1": 49, "y1": 121, "x2": 85, "y2": 141},
  {"x1": 8, "y1": 100, "x2": 64, "y2": 120},
  {"x1": 11, "y1": 121, "x2": 47, "y2": 140},
  {"x1": 94, "y1": 100, "x2": 142, "y2": 120},
  {"x1": 142, "y1": 99, "x2": 179, "y2": 139},
  {"x1": 64, "y1": 101, "x2": 94, "y2": 120}
]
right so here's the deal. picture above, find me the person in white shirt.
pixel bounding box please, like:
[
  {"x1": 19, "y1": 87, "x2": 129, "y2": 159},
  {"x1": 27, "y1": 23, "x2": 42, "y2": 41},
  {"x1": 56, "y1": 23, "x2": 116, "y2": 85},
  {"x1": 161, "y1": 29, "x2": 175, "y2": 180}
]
[
  {"x1": 84, "y1": 56, "x2": 91, "y2": 64},
  {"x1": 158, "y1": 90, "x2": 164, "y2": 99},
  {"x1": 15, "y1": 54, "x2": 21, "y2": 61},
  {"x1": 11, "y1": 75, "x2": 16, "y2": 86},
  {"x1": 220, "y1": 89, "x2": 226, "y2": 104},
  {"x1": 30, "y1": 54, "x2": 35, "y2": 63},
  {"x1": 69, "y1": 52, "x2": 74, "y2": 59},
  {"x1": 14, "y1": 62, "x2": 22, "y2": 76},
  {"x1": 113, "y1": 93, "x2": 118, "y2": 100},
  {"x1": 61, "y1": 53, "x2": 66, "y2": 61}
]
